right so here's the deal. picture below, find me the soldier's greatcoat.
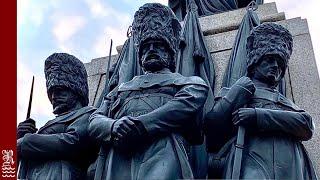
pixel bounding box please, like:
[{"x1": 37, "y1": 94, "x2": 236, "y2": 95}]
[
  {"x1": 206, "y1": 87, "x2": 317, "y2": 179},
  {"x1": 89, "y1": 72, "x2": 208, "y2": 180},
  {"x1": 18, "y1": 106, "x2": 97, "y2": 180}
]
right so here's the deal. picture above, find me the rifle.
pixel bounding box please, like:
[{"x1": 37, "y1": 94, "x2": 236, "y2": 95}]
[
  {"x1": 18, "y1": 76, "x2": 35, "y2": 178},
  {"x1": 26, "y1": 76, "x2": 34, "y2": 119},
  {"x1": 95, "y1": 39, "x2": 113, "y2": 107},
  {"x1": 231, "y1": 126, "x2": 245, "y2": 179},
  {"x1": 93, "y1": 40, "x2": 113, "y2": 179},
  {"x1": 231, "y1": 2, "x2": 259, "y2": 178}
]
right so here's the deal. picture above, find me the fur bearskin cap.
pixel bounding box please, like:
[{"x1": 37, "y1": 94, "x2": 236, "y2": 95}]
[
  {"x1": 246, "y1": 22, "x2": 293, "y2": 77},
  {"x1": 132, "y1": 3, "x2": 181, "y2": 60},
  {"x1": 44, "y1": 53, "x2": 89, "y2": 106}
]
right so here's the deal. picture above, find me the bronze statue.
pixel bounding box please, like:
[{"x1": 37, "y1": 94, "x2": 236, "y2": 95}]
[
  {"x1": 169, "y1": 0, "x2": 263, "y2": 21},
  {"x1": 17, "y1": 53, "x2": 98, "y2": 179},
  {"x1": 88, "y1": 3, "x2": 208, "y2": 179},
  {"x1": 205, "y1": 23, "x2": 317, "y2": 179}
]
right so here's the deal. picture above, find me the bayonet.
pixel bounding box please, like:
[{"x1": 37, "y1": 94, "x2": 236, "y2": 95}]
[
  {"x1": 105, "y1": 39, "x2": 113, "y2": 94},
  {"x1": 95, "y1": 39, "x2": 113, "y2": 107},
  {"x1": 26, "y1": 76, "x2": 34, "y2": 119},
  {"x1": 93, "y1": 40, "x2": 113, "y2": 179}
]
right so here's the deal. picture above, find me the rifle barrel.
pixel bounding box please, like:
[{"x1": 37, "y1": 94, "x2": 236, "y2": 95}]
[
  {"x1": 105, "y1": 39, "x2": 113, "y2": 93},
  {"x1": 26, "y1": 76, "x2": 34, "y2": 119},
  {"x1": 95, "y1": 39, "x2": 113, "y2": 107}
]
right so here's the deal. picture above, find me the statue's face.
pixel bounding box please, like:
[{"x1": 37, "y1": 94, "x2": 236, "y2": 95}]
[
  {"x1": 252, "y1": 54, "x2": 283, "y2": 86},
  {"x1": 50, "y1": 86, "x2": 80, "y2": 115},
  {"x1": 140, "y1": 39, "x2": 172, "y2": 72}
]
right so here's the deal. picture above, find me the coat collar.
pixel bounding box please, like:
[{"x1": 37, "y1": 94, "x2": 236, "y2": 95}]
[
  {"x1": 118, "y1": 72, "x2": 207, "y2": 92},
  {"x1": 253, "y1": 87, "x2": 303, "y2": 111},
  {"x1": 38, "y1": 106, "x2": 95, "y2": 133},
  {"x1": 216, "y1": 87, "x2": 303, "y2": 111}
]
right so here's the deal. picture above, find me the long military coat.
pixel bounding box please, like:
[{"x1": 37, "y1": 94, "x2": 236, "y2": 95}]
[
  {"x1": 17, "y1": 106, "x2": 97, "y2": 180},
  {"x1": 206, "y1": 87, "x2": 317, "y2": 179},
  {"x1": 88, "y1": 72, "x2": 208, "y2": 180}
]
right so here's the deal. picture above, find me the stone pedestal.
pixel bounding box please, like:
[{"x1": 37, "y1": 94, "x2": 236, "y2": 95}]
[{"x1": 84, "y1": 2, "x2": 320, "y2": 174}]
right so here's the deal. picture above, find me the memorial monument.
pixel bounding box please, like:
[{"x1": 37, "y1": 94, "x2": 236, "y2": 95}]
[
  {"x1": 85, "y1": 1, "x2": 320, "y2": 177},
  {"x1": 205, "y1": 22, "x2": 317, "y2": 179}
]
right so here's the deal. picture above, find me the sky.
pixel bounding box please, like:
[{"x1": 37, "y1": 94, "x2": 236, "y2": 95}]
[{"x1": 17, "y1": 0, "x2": 320, "y2": 128}]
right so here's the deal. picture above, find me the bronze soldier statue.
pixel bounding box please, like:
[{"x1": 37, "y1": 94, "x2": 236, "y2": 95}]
[
  {"x1": 17, "y1": 53, "x2": 98, "y2": 179},
  {"x1": 205, "y1": 23, "x2": 317, "y2": 179},
  {"x1": 88, "y1": 3, "x2": 208, "y2": 179}
]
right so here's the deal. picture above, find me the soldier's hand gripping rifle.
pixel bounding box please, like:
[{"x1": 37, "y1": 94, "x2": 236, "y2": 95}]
[
  {"x1": 230, "y1": 2, "x2": 259, "y2": 179},
  {"x1": 18, "y1": 76, "x2": 36, "y2": 178},
  {"x1": 93, "y1": 40, "x2": 114, "y2": 179}
]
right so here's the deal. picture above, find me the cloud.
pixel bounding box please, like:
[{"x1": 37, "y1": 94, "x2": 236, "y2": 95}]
[
  {"x1": 148, "y1": 0, "x2": 168, "y2": 5},
  {"x1": 85, "y1": 0, "x2": 109, "y2": 18},
  {"x1": 17, "y1": 0, "x2": 61, "y2": 28},
  {"x1": 93, "y1": 26, "x2": 129, "y2": 57},
  {"x1": 90, "y1": 4, "x2": 132, "y2": 57},
  {"x1": 123, "y1": 0, "x2": 167, "y2": 6},
  {"x1": 50, "y1": 14, "x2": 87, "y2": 57},
  {"x1": 85, "y1": 0, "x2": 125, "y2": 19},
  {"x1": 52, "y1": 15, "x2": 87, "y2": 43},
  {"x1": 18, "y1": 0, "x2": 43, "y2": 27},
  {"x1": 84, "y1": 0, "x2": 131, "y2": 22}
]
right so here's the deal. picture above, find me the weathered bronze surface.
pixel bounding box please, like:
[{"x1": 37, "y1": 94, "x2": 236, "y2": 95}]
[
  {"x1": 88, "y1": 3, "x2": 209, "y2": 179},
  {"x1": 17, "y1": 53, "x2": 98, "y2": 179},
  {"x1": 205, "y1": 23, "x2": 317, "y2": 179}
]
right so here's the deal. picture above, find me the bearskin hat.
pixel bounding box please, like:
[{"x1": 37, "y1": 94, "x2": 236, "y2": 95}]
[
  {"x1": 132, "y1": 3, "x2": 181, "y2": 62},
  {"x1": 246, "y1": 22, "x2": 293, "y2": 78},
  {"x1": 44, "y1": 53, "x2": 89, "y2": 106}
]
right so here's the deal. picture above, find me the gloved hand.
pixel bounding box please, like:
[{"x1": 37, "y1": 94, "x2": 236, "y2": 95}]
[
  {"x1": 232, "y1": 108, "x2": 257, "y2": 129},
  {"x1": 225, "y1": 76, "x2": 256, "y2": 109},
  {"x1": 112, "y1": 116, "x2": 141, "y2": 149},
  {"x1": 17, "y1": 118, "x2": 37, "y2": 139}
]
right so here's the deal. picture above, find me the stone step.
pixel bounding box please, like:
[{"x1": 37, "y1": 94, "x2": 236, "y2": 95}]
[
  {"x1": 205, "y1": 17, "x2": 309, "y2": 53},
  {"x1": 87, "y1": 73, "x2": 107, "y2": 106},
  {"x1": 84, "y1": 54, "x2": 118, "y2": 76},
  {"x1": 199, "y1": 2, "x2": 285, "y2": 35}
]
